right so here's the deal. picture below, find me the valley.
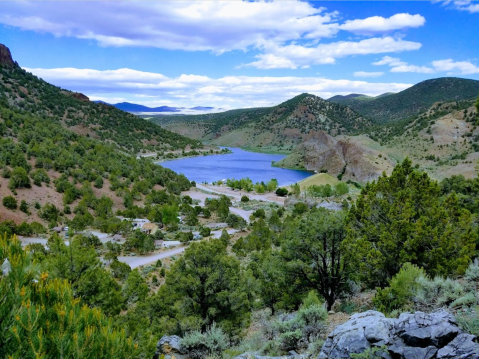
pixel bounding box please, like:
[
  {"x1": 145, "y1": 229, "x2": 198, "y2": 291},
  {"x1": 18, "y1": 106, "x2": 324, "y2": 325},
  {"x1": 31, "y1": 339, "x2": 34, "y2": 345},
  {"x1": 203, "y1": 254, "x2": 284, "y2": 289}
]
[{"x1": 2, "y1": 29, "x2": 479, "y2": 359}]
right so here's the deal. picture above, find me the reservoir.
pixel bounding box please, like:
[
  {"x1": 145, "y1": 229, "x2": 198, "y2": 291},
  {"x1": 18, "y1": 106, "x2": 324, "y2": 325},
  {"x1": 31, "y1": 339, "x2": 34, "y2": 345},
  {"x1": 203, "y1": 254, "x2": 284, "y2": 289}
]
[{"x1": 159, "y1": 147, "x2": 312, "y2": 186}]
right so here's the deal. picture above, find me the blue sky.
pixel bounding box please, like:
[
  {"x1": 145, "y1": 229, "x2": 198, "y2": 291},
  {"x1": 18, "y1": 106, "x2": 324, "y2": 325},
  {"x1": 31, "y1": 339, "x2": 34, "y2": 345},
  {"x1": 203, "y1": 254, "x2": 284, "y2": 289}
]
[{"x1": 1, "y1": 1, "x2": 478, "y2": 110}]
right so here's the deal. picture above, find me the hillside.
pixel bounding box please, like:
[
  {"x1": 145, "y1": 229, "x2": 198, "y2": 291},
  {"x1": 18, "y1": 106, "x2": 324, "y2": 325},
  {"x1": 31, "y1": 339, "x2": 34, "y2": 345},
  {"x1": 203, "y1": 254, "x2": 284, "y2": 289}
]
[
  {"x1": 329, "y1": 77, "x2": 479, "y2": 124},
  {"x1": 0, "y1": 44, "x2": 193, "y2": 226},
  {"x1": 276, "y1": 131, "x2": 395, "y2": 182},
  {"x1": 152, "y1": 93, "x2": 370, "y2": 152},
  {"x1": 0, "y1": 44, "x2": 201, "y2": 155}
]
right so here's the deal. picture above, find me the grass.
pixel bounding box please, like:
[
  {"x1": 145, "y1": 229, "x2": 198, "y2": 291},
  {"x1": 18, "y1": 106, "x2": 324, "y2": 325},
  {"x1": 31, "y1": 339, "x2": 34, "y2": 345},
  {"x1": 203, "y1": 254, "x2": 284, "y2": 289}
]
[{"x1": 295, "y1": 173, "x2": 341, "y2": 190}]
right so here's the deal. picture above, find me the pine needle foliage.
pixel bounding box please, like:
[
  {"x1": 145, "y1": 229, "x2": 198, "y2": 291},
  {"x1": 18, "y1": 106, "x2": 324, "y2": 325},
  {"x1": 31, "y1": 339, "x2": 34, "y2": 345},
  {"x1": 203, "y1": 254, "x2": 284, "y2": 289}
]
[{"x1": 0, "y1": 234, "x2": 141, "y2": 359}]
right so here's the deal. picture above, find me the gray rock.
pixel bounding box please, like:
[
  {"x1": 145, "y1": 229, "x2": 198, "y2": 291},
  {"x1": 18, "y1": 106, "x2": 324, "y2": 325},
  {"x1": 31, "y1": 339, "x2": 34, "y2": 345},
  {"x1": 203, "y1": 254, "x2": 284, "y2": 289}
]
[
  {"x1": 318, "y1": 310, "x2": 479, "y2": 359},
  {"x1": 153, "y1": 335, "x2": 184, "y2": 359}
]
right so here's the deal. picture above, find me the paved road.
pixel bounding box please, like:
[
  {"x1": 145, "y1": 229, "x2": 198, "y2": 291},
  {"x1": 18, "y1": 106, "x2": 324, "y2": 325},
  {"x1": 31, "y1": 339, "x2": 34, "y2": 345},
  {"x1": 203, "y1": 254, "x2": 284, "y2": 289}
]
[{"x1": 117, "y1": 246, "x2": 186, "y2": 269}]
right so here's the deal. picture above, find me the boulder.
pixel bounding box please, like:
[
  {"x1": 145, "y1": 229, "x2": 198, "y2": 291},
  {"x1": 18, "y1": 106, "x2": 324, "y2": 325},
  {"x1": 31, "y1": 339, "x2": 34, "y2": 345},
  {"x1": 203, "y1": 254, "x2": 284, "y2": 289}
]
[
  {"x1": 153, "y1": 335, "x2": 184, "y2": 359},
  {"x1": 318, "y1": 310, "x2": 479, "y2": 359}
]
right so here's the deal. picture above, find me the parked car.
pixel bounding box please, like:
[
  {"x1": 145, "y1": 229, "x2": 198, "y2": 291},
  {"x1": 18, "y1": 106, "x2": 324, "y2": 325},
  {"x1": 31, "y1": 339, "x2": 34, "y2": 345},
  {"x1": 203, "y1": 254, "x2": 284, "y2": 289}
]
[{"x1": 63, "y1": 226, "x2": 69, "y2": 231}]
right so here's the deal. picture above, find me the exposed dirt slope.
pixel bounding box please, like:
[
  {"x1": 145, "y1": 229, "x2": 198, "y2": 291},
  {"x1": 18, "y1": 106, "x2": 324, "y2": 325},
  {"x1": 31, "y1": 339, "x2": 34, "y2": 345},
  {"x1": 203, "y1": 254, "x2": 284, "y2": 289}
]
[{"x1": 277, "y1": 131, "x2": 395, "y2": 183}]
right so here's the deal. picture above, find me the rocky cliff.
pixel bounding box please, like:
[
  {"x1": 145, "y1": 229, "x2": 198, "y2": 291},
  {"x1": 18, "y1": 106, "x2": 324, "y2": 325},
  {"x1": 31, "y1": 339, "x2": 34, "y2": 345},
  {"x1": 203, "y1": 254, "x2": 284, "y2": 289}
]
[
  {"x1": 0, "y1": 44, "x2": 15, "y2": 67},
  {"x1": 276, "y1": 131, "x2": 395, "y2": 183}
]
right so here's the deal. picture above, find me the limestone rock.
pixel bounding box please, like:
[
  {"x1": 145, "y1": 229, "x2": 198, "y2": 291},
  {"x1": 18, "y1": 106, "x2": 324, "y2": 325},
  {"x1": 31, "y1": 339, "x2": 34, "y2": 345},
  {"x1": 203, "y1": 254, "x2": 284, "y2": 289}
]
[{"x1": 318, "y1": 310, "x2": 479, "y2": 359}]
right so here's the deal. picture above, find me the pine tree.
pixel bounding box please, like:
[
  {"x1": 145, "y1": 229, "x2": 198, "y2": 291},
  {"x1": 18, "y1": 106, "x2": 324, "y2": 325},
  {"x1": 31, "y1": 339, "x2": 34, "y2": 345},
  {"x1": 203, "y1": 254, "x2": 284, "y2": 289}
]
[{"x1": 344, "y1": 159, "x2": 477, "y2": 288}]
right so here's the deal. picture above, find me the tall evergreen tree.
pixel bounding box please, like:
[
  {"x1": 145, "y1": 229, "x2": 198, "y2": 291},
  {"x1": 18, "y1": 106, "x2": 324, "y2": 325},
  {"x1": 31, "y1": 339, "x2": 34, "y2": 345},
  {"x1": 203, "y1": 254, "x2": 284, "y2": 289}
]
[{"x1": 344, "y1": 159, "x2": 477, "y2": 287}]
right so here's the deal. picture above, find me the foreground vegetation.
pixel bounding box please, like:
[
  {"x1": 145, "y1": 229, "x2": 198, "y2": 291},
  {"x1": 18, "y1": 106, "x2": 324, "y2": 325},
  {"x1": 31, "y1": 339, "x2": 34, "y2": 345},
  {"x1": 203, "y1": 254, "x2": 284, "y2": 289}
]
[{"x1": 2, "y1": 158, "x2": 479, "y2": 358}]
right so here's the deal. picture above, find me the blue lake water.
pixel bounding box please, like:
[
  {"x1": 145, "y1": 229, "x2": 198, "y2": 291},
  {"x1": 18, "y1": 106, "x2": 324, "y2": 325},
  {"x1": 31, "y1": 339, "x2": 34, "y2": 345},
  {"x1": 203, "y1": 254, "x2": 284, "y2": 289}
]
[{"x1": 159, "y1": 147, "x2": 312, "y2": 186}]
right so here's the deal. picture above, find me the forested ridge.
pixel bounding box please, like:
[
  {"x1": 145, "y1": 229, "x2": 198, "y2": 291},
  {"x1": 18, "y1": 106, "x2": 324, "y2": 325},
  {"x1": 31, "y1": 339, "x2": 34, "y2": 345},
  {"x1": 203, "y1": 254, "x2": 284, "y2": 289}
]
[
  {"x1": 0, "y1": 64, "x2": 202, "y2": 154},
  {"x1": 152, "y1": 93, "x2": 371, "y2": 151}
]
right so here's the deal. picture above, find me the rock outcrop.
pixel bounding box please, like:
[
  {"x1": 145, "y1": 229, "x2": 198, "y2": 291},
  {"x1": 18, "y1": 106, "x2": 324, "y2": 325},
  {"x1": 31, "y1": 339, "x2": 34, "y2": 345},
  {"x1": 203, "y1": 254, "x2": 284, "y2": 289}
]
[
  {"x1": 276, "y1": 131, "x2": 395, "y2": 183},
  {"x1": 319, "y1": 310, "x2": 479, "y2": 359},
  {"x1": 153, "y1": 335, "x2": 185, "y2": 359},
  {"x1": 0, "y1": 44, "x2": 15, "y2": 67},
  {"x1": 68, "y1": 92, "x2": 90, "y2": 102}
]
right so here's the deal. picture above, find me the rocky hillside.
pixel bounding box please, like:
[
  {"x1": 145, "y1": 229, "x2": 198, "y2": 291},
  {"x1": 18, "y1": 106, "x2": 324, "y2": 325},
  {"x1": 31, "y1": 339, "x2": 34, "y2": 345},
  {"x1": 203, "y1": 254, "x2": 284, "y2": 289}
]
[
  {"x1": 329, "y1": 77, "x2": 479, "y2": 124},
  {"x1": 0, "y1": 44, "x2": 15, "y2": 67},
  {"x1": 276, "y1": 131, "x2": 395, "y2": 183},
  {"x1": 152, "y1": 93, "x2": 370, "y2": 152},
  {"x1": 0, "y1": 44, "x2": 201, "y2": 155},
  {"x1": 0, "y1": 44, "x2": 192, "y2": 226}
]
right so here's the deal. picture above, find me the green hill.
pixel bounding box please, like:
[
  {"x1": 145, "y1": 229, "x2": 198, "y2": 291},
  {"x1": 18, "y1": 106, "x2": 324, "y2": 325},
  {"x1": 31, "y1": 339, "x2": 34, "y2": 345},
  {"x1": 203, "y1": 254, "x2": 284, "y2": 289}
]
[
  {"x1": 0, "y1": 50, "x2": 201, "y2": 155},
  {"x1": 0, "y1": 45, "x2": 193, "y2": 227},
  {"x1": 328, "y1": 77, "x2": 479, "y2": 124},
  {"x1": 151, "y1": 93, "x2": 370, "y2": 152}
]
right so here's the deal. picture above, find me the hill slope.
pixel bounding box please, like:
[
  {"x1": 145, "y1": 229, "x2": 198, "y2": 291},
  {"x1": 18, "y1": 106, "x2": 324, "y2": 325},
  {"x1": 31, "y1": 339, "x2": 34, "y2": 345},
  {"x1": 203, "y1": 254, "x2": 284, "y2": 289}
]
[
  {"x1": 152, "y1": 93, "x2": 370, "y2": 152},
  {"x1": 276, "y1": 131, "x2": 395, "y2": 182},
  {"x1": 0, "y1": 44, "x2": 202, "y2": 155},
  {"x1": 328, "y1": 77, "x2": 479, "y2": 124},
  {"x1": 0, "y1": 44, "x2": 192, "y2": 226}
]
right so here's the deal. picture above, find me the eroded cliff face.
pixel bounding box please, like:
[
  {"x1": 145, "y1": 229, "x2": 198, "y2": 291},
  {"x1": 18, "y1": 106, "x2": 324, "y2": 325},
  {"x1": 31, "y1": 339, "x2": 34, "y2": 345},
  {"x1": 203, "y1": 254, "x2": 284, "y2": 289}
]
[
  {"x1": 0, "y1": 44, "x2": 15, "y2": 67},
  {"x1": 277, "y1": 131, "x2": 395, "y2": 183}
]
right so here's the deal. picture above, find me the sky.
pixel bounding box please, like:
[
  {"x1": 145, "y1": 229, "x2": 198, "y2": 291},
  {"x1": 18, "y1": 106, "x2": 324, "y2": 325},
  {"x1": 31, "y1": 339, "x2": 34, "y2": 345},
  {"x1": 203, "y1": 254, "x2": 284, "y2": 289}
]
[{"x1": 1, "y1": 1, "x2": 479, "y2": 111}]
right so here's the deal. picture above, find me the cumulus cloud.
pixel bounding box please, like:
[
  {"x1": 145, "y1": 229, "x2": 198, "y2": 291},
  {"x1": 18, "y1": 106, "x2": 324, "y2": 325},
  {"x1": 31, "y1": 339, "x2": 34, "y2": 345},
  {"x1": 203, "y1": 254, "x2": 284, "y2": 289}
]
[
  {"x1": 373, "y1": 55, "x2": 479, "y2": 74},
  {"x1": 24, "y1": 66, "x2": 412, "y2": 109},
  {"x1": 340, "y1": 13, "x2": 425, "y2": 34},
  {"x1": 244, "y1": 37, "x2": 422, "y2": 69},
  {"x1": 0, "y1": 1, "x2": 425, "y2": 68},
  {"x1": 354, "y1": 71, "x2": 384, "y2": 78},
  {"x1": 431, "y1": 59, "x2": 479, "y2": 74},
  {"x1": 373, "y1": 56, "x2": 434, "y2": 73}
]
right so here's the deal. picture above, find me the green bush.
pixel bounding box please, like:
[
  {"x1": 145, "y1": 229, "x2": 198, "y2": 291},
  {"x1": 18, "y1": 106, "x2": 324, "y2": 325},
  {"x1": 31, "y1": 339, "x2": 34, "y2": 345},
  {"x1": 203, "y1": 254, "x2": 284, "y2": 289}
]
[
  {"x1": 457, "y1": 306, "x2": 479, "y2": 336},
  {"x1": 374, "y1": 263, "x2": 425, "y2": 313},
  {"x1": 275, "y1": 188, "x2": 288, "y2": 197},
  {"x1": 241, "y1": 195, "x2": 250, "y2": 202},
  {"x1": 181, "y1": 323, "x2": 229, "y2": 359},
  {"x1": 2, "y1": 196, "x2": 17, "y2": 210}
]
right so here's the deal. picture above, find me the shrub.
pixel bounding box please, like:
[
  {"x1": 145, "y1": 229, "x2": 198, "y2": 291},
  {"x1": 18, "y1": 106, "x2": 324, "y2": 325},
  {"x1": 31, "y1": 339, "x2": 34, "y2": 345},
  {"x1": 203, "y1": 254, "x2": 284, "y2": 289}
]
[
  {"x1": 275, "y1": 188, "x2": 288, "y2": 197},
  {"x1": 374, "y1": 263, "x2": 425, "y2": 313},
  {"x1": 414, "y1": 275, "x2": 475, "y2": 311},
  {"x1": 8, "y1": 167, "x2": 31, "y2": 189},
  {"x1": 241, "y1": 195, "x2": 250, "y2": 202},
  {"x1": 456, "y1": 306, "x2": 479, "y2": 336},
  {"x1": 199, "y1": 226, "x2": 211, "y2": 237},
  {"x1": 2, "y1": 196, "x2": 17, "y2": 210},
  {"x1": 19, "y1": 200, "x2": 29, "y2": 214},
  {"x1": 181, "y1": 324, "x2": 229, "y2": 359}
]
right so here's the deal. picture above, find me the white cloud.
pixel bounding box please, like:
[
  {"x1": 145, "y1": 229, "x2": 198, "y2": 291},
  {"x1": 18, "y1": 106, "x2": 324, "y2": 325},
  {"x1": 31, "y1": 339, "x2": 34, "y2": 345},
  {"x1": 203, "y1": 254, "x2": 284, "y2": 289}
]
[
  {"x1": 0, "y1": 1, "x2": 339, "y2": 53},
  {"x1": 340, "y1": 13, "x2": 425, "y2": 33},
  {"x1": 373, "y1": 55, "x2": 479, "y2": 74},
  {"x1": 372, "y1": 56, "x2": 406, "y2": 66},
  {"x1": 373, "y1": 56, "x2": 434, "y2": 73},
  {"x1": 390, "y1": 64, "x2": 435, "y2": 74},
  {"x1": 0, "y1": 1, "x2": 426, "y2": 69},
  {"x1": 432, "y1": 59, "x2": 479, "y2": 74},
  {"x1": 245, "y1": 37, "x2": 422, "y2": 69},
  {"x1": 24, "y1": 66, "x2": 412, "y2": 109},
  {"x1": 442, "y1": 1, "x2": 479, "y2": 13},
  {"x1": 354, "y1": 71, "x2": 384, "y2": 78}
]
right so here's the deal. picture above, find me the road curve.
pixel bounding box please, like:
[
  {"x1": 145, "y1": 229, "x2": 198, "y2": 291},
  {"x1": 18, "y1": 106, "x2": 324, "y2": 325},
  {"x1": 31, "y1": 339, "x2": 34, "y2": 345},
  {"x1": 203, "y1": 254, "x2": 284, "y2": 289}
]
[{"x1": 117, "y1": 246, "x2": 186, "y2": 269}]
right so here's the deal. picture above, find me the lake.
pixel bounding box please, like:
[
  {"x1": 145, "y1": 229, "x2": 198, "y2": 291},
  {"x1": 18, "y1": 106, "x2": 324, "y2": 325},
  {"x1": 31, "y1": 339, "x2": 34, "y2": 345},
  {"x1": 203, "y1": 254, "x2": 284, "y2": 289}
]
[{"x1": 159, "y1": 147, "x2": 312, "y2": 186}]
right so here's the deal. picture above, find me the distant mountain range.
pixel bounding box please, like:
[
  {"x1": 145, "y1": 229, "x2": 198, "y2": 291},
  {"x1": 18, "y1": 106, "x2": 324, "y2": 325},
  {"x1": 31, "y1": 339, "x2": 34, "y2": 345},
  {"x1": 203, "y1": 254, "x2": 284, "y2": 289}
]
[{"x1": 94, "y1": 101, "x2": 215, "y2": 113}]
